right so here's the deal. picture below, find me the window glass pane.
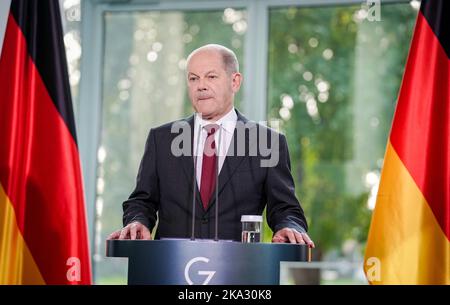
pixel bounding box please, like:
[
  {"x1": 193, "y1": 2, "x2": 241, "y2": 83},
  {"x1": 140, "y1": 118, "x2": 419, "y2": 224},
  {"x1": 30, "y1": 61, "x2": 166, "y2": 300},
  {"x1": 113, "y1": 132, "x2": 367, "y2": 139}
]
[
  {"x1": 267, "y1": 3, "x2": 417, "y2": 284},
  {"x1": 61, "y1": 0, "x2": 82, "y2": 119},
  {"x1": 96, "y1": 8, "x2": 246, "y2": 284}
]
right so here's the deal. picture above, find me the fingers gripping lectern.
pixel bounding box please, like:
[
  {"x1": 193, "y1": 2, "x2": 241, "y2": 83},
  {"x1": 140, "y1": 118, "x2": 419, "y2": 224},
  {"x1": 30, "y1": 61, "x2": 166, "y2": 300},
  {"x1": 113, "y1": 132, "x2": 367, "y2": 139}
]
[{"x1": 106, "y1": 239, "x2": 311, "y2": 285}]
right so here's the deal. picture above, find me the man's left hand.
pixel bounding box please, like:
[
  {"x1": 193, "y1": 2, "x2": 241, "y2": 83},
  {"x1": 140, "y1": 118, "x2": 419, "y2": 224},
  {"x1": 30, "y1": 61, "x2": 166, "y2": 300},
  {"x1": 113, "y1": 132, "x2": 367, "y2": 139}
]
[{"x1": 272, "y1": 228, "x2": 315, "y2": 247}]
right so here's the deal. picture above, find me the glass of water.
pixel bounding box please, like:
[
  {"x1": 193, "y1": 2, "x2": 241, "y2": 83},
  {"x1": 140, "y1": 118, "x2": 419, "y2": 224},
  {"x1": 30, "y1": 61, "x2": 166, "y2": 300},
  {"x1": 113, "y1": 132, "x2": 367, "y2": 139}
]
[{"x1": 241, "y1": 215, "x2": 263, "y2": 243}]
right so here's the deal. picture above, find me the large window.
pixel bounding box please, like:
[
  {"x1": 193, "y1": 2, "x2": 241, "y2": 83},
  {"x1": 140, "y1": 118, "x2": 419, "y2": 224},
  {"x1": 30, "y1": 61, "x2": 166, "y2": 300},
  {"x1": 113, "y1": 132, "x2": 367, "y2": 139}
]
[
  {"x1": 267, "y1": 3, "x2": 416, "y2": 283},
  {"x1": 95, "y1": 8, "x2": 246, "y2": 284},
  {"x1": 76, "y1": 0, "x2": 418, "y2": 284}
]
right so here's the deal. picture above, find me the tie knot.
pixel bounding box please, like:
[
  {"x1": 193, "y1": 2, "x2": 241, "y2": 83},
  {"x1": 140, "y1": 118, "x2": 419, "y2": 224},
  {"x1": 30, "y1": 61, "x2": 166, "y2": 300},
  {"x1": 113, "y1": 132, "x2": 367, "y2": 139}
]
[{"x1": 204, "y1": 124, "x2": 219, "y2": 136}]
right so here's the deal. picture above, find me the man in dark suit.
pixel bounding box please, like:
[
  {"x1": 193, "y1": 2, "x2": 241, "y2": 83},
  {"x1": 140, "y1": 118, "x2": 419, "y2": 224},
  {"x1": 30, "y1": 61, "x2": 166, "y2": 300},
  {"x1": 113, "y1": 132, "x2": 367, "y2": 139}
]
[{"x1": 108, "y1": 44, "x2": 314, "y2": 246}]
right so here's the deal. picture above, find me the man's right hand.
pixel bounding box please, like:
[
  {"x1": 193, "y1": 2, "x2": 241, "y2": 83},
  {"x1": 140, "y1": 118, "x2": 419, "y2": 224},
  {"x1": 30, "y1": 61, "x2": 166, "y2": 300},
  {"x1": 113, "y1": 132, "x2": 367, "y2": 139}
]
[{"x1": 107, "y1": 221, "x2": 152, "y2": 240}]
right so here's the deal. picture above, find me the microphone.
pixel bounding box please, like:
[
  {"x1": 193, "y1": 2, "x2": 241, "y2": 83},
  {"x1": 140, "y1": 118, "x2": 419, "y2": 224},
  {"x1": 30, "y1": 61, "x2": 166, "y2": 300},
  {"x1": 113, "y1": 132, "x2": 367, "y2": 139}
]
[
  {"x1": 191, "y1": 113, "x2": 202, "y2": 240},
  {"x1": 214, "y1": 126, "x2": 222, "y2": 241}
]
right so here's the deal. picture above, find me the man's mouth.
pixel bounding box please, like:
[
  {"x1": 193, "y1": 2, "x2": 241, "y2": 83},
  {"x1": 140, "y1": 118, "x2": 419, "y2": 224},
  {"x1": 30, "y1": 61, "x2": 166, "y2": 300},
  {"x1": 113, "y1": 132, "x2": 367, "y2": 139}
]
[{"x1": 198, "y1": 96, "x2": 213, "y2": 101}]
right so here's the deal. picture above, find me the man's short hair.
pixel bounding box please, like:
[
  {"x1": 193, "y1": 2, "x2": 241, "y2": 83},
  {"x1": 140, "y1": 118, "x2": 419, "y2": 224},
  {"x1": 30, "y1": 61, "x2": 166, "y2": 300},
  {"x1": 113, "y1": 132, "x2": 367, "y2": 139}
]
[{"x1": 186, "y1": 44, "x2": 239, "y2": 75}]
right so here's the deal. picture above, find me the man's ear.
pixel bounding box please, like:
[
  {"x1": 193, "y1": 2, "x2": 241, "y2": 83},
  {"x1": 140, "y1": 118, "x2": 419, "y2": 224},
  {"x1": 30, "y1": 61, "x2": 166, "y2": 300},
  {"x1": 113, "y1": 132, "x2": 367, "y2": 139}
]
[{"x1": 231, "y1": 72, "x2": 242, "y2": 93}]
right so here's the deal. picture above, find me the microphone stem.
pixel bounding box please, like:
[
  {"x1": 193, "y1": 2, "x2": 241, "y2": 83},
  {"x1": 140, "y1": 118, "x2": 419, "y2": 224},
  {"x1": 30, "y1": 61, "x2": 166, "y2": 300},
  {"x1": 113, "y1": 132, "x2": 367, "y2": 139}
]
[
  {"x1": 191, "y1": 114, "x2": 202, "y2": 240},
  {"x1": 214, "y1": 126, "x2": 222, "y2": 241}
]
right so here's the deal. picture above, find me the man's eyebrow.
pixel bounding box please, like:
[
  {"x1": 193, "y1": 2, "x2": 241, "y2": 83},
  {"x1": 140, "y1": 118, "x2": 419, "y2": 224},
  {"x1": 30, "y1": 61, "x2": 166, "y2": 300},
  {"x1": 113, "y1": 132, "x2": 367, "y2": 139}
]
[
  {"x1": 188, "y1": 70, "x2": 218, "y2": 77},
  {"x1": 205, "y1": 70, "x2": 218, "y2": 75}
]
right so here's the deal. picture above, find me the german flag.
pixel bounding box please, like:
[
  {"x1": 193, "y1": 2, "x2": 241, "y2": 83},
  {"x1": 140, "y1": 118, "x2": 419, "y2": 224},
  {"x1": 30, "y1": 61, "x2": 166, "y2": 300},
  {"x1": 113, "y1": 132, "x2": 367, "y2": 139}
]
[
  {"x1": 0, "y1": 1, "x2": 91, "y2": 284},
  {"x1": 364, "y1": 0, "x2": 449, "y2": 284}
]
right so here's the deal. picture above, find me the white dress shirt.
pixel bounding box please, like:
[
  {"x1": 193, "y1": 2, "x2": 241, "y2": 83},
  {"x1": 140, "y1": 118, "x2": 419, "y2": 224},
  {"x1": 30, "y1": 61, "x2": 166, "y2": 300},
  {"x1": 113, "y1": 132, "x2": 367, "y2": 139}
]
[{"x1": 193, "y1": 107, "x2": 238, "y2": 189}]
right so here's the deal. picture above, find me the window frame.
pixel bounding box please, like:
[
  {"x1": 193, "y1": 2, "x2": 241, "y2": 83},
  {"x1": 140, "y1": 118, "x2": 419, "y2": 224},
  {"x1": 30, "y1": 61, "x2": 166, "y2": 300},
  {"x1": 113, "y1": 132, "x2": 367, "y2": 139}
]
[{"x1": 77, "y1": 0, "x2": 411, "y2": 276}]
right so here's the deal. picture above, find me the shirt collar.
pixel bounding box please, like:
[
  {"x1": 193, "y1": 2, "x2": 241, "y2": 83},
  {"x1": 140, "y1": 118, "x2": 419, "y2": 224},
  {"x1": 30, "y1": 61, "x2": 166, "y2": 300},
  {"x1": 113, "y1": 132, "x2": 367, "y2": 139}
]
[{"x1": 195, "y1": 107, "x2": 237, "y2": 135}]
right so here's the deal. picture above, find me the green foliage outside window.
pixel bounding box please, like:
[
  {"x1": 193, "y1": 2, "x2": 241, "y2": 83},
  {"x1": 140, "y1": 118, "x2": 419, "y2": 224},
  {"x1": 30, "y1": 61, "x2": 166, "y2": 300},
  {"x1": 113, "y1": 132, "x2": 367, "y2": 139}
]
[{"x1": 266, "y1": 4, "x2": 416, "y2": 255}]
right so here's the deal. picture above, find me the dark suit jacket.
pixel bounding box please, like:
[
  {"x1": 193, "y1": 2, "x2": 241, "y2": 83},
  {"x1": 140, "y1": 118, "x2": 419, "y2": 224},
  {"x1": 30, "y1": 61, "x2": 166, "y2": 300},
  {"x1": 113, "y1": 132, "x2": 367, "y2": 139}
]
[{"x1": 123, "y1": 109, "x2": 308, "y2": 241}]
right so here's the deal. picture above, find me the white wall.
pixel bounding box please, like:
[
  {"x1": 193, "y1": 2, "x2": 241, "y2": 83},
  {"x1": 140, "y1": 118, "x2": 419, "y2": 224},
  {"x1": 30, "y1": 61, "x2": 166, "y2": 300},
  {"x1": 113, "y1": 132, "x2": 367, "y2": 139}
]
[{"x1": 0, "y1": 0, "x2": 12, "y2": 58}]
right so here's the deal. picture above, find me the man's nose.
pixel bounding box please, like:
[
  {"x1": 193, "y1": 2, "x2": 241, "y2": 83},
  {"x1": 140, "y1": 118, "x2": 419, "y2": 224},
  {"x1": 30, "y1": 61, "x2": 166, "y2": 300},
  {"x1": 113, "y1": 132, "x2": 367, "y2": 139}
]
[{"x1": 197, "y1": 78, "x2": 207, "y2": 91}]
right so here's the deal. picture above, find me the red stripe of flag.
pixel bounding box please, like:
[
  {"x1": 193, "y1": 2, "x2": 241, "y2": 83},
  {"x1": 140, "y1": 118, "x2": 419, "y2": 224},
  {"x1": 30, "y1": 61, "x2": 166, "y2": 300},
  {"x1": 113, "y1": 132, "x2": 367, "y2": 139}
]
[
  {"x1": 390, "y1": 2, "x2": 450, "y2": 239},
  {"x1": 0, "y1": 1, "x2": 91, "y2": 284}
]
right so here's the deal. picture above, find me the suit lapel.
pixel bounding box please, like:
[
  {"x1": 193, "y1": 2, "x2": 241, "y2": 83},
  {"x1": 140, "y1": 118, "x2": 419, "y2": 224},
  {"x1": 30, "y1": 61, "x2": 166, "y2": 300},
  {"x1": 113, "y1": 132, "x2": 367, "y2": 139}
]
[
  {"x1": 206, "y1": 110, "x2": 254, "y2": 212},
  {"x1": 179, "y1": 110, "x2": 256, "y2": 213},
  {"x1": 179, "y1": 115, "x2": 203, "y2": 209}
]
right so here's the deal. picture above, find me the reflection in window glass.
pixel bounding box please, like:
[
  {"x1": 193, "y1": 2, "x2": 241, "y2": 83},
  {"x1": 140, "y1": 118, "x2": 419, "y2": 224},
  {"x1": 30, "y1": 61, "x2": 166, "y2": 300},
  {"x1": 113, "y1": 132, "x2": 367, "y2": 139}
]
[
  {"x1": 96, "y1": 9, "x2": 246, "y2": 284},
  {"x1": 267, "y1": 4, "x2": 417, "y2": 284}
]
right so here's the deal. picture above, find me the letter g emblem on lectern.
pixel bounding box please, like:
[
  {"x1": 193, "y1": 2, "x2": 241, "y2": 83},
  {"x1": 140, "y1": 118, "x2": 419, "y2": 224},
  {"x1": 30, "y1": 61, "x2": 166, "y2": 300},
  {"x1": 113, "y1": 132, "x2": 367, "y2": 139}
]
[{"x1": 184, "y1": 257, "x2": 216, "y2": 285}]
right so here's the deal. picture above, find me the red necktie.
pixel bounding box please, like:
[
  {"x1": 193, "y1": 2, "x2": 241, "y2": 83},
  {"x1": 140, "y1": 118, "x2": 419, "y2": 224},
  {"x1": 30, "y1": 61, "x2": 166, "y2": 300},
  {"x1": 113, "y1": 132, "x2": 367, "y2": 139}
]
[{"x1": 200, "y1": 124, "x2": 219, "y2": 210}]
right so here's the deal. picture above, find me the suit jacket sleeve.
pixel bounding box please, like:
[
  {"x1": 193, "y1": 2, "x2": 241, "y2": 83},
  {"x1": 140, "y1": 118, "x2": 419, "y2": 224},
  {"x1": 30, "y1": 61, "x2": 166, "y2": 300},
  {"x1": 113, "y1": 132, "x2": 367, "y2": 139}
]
[
  {"x1": 122, "y1": 129, "x2": 160, "y2": 231},
  {"x1": 265, "y1": 133, "x2": 308, "y2": 234}
]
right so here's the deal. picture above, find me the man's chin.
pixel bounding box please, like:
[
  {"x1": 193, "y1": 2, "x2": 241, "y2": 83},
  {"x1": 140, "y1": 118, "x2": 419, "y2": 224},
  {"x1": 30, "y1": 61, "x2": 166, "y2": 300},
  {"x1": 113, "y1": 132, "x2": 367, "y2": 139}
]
[
  {"x1": 194, "y1": 107, "x2": 215, "y2": 118},
  {"x1": 199, "y1": 112, "x2": 215, "y2": 120}
]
